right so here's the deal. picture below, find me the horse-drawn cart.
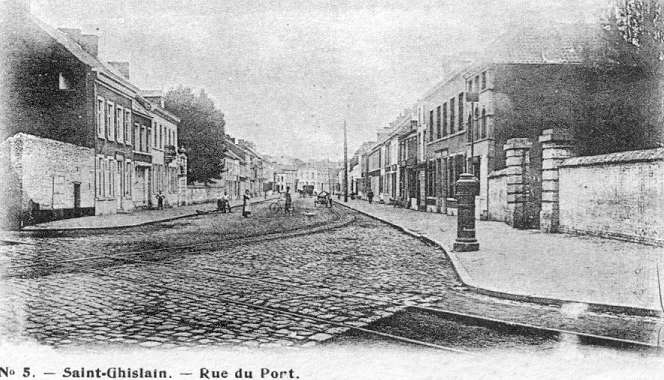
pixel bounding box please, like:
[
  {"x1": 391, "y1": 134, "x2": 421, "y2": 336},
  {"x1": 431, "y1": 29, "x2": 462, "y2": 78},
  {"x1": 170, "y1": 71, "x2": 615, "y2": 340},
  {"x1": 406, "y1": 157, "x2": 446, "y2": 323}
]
[{"x1": 314, "y1": 191, "x2": 332, "y2": 208}]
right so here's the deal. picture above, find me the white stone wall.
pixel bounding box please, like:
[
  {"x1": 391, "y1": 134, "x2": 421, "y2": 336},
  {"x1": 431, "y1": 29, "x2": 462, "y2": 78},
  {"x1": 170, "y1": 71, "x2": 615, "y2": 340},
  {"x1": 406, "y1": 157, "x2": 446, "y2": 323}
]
[
  {"x1": 487, "y1": 168, "x2": 509, "y2": 222},
  {"x1": 558, "y1": 149, "x2": 664, "y2": 245},
  {"x1": 184, "y1": 185, "x2": 226, "y2": 204},
  {"x1": 5, "y1": 133, "x2": 95, "y2": 211}
]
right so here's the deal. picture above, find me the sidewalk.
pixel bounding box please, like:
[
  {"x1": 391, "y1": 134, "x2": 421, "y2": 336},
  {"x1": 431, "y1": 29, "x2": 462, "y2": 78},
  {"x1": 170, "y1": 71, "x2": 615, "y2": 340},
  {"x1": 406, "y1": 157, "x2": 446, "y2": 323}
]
[
  {"x1": 19, "y1": 196, "x2": 274, "y2": 231},
  {"x1": 341, "y1": 199, "x2": 664, "y2": 314}
]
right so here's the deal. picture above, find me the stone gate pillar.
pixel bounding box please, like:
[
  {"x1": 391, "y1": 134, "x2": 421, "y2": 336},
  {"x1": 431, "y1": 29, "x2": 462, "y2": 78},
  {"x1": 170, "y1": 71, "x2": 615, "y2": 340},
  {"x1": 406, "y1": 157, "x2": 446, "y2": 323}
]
[
  {"x1": 539, "y1": 129, "x2": 575, "y2": 232},
  {"x1": 504, "y1": 138, "x2": 532, "y2": 229}
]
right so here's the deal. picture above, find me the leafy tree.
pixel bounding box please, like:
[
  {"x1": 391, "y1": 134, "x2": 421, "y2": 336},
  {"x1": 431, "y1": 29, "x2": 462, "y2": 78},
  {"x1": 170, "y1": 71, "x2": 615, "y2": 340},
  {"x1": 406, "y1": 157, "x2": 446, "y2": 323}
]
[
  {"x1": 575, "y1": 0, "x2": 664, "y2": 153},
  {"x1": 602, "y1": 0, "x2": 664, "y2": 76},
  {"x1": 164, "y1": 86, "x2": 226, "y2": 184}
]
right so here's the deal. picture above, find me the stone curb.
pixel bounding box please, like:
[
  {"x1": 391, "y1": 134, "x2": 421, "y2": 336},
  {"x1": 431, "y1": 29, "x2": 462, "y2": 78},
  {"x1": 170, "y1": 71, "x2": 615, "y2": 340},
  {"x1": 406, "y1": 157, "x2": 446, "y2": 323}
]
[
  {"x1": 20, "y1": 198, "x2": 276, "y2": 233},
  {"x1": 336, "y1": 201, "x2": 662, "y2": 318}
]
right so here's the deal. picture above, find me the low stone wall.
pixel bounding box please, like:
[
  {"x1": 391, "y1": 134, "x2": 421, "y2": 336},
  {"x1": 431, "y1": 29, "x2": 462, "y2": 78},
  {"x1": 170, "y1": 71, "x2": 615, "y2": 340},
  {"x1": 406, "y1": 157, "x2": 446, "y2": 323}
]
[
  {"x1": 558, "y1": 148, "x2": 664, "y2": 245},
  {"x1": 487, "y1": 167, "x2": 509, "y2": 222},
  {"x1": 184, "y1": 185, "x2": 226, "y2": 205},
  {"x1": 1, "y1": 133, "x2": 95, "y2": 228}
]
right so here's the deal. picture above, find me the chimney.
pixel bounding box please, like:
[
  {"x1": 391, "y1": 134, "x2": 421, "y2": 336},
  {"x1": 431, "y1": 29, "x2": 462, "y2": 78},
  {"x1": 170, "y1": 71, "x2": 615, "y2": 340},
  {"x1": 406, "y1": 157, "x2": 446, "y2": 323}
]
[
  {"x1": 80, "y1": 34, "x2": 99, "y2": 57},
  {"x1": 58, "y1": 28, "x2": 99, "y2": 58},
  {"x1": 107, "y1": 61, "x2": 130, "y2": 80}
]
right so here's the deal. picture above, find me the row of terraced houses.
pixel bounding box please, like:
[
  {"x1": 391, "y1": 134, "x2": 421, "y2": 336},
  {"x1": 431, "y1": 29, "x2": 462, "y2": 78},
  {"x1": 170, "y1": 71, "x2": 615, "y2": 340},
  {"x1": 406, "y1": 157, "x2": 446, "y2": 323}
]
[
  {"x1": 0, "y1": 4, "x2": 190, "y2": 228},
  {"x1": 345, "y1": 23, "x2": 664, "y2": 245}
]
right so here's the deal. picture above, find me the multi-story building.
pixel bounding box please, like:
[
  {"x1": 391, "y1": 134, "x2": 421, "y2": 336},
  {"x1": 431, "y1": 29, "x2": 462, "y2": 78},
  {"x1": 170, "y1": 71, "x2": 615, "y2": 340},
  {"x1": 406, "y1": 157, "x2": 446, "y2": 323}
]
[
  {"x1": 418, "y1": 22, "x2": 657, "y2": 226},
  {"x1": 236, "y1": 139, "x2": 264, "y2": 196},
  {"x1": 398, "y1": 118, "x2": 420, "y2": 209},
  {"x1": 274, "y1": 167, "x2": 297, "y2": 193},
  {"x1": 296, "y1": 160, "x2": 339, "y2": 194},
  {"x1": 0, "y1": 4, "x2": 189, "y2": 227},
  {"x1": 130, "y1": 97, "x2": 153, "y2": 209},
  {"x1": 1, "y1": 5, "x2": 143, "y2": 225},
  {"x1": 221, "y1": 137, "x2": 242, "y2": 199},
  {"x1": 367, "y1": 145, "x2": 381, "y2": 197},
  {"x1": 143, "y1": 90, "x2": 184, "y2": 207},
  {"x1": 420, "y1": 68, "x2": 469, "y2": 214}
]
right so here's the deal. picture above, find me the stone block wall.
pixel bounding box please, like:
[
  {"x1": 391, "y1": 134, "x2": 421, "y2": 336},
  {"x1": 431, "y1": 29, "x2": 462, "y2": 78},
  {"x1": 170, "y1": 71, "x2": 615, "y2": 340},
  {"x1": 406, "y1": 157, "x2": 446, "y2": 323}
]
[
  {"x1": 1, "y1": 133, "x2": 95, "y2": 227},
  {"x1": 184, "y1": 185, "x2": 226, "y2": 205},
  {"x1": 558, "y1": 148, "x2": 664, "y2": 245}
]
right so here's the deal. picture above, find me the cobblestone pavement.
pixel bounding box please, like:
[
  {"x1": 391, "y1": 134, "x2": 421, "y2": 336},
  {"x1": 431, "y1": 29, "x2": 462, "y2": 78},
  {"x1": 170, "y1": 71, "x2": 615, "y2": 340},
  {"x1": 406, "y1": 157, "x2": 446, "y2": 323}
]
[
  {"x1": 0, "y1": 199, "x2": 661, "y2": 349},
  {"x1": 341, "y1": 199, "x2": 663, "y2": 311}
]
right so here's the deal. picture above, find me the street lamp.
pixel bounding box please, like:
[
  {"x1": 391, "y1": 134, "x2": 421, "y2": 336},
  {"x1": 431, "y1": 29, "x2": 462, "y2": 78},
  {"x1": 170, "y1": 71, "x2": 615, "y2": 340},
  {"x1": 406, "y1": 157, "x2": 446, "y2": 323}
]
[{"x1": 453, "y1": 91, "x2": 480, "y2": 252}]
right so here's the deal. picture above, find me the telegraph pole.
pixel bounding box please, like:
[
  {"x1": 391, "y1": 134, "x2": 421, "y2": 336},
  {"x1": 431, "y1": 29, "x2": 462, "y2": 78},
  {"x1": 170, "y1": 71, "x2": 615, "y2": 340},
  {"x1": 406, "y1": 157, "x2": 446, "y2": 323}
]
[{"x1": 343, "y1": 120, "x2": 348, "y2": 203}]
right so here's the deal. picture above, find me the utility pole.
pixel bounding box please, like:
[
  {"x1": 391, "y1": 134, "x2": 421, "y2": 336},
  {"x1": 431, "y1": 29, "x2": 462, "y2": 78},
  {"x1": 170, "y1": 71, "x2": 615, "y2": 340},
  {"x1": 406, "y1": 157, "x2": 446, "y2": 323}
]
[{"x1": 343, "y1": 120, "x2": 348, "y2": 203}]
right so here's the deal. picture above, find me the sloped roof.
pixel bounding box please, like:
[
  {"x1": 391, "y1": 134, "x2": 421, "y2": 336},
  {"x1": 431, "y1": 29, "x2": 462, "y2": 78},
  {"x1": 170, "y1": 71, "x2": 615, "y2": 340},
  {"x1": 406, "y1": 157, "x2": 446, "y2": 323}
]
[
  {"x1": 223, "y1": 146, "x2": 242, "y2": 161},
  {"x1": 484, "y1": 23, "x2": 604, "y2": 65},
  {"x1": 225, "y1": 139, "x2": 247, "y2": 163},
  {"x1": 31, "y1": 15, "x2": 139, "y2": 93}
]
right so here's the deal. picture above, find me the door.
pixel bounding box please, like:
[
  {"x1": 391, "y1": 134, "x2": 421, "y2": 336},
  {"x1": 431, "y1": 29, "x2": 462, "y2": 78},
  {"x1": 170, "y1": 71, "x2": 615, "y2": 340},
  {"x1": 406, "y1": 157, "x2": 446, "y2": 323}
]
[{"x1": 73, "y1": 183, "x2": 81, "y2": 216}]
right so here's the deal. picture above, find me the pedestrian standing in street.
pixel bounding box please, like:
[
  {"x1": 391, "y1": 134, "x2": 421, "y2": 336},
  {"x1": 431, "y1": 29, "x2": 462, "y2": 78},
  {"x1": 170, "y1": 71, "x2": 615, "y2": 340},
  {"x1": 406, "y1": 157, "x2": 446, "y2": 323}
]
[
  {"x1": 284, "y1": 186, "x2": 293, "y2": 216},
  {"x1": 223, "y1": 192, "x2": 232, "y2": 213},
  {"x1": 242, "y1": 189, "x2": 251, "y2": 217},
  {"x1": 156, "y1": 191, "x2": 165, "y2": 210},
  {"x1": 367, "y1": 190, "x2": 374, "y2": 204},
  {"x1": 219, "y1": 192, "x2": 230, "y2": 213}
]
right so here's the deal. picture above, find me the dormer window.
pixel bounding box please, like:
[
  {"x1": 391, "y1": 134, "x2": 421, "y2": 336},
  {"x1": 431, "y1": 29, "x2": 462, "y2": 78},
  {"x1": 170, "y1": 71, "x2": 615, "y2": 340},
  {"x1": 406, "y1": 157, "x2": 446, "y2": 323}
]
[{"x1": 58, "y1": 72, "x2": 71, "y2": 90}]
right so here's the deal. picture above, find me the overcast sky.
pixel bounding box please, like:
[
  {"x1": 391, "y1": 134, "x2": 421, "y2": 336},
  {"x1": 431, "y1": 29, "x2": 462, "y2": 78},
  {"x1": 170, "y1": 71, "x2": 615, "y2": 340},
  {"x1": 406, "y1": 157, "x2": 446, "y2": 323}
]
[{"x1": 31, "y1": 0, "x2": 606, "y2": 160}]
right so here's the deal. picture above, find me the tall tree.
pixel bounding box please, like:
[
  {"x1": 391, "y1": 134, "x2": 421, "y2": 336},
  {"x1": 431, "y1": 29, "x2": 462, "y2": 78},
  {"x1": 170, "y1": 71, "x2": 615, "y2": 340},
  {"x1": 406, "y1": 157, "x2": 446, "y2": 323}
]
[
  {"x1": 575, "y1": 0, "x2": 664, "y2": 153},
  {"x1": 164, "y1": 86, "x2": 226, "y2": 184},
  {"x1": 602, "y1": 0, "x2": 664, "y2": 75}
]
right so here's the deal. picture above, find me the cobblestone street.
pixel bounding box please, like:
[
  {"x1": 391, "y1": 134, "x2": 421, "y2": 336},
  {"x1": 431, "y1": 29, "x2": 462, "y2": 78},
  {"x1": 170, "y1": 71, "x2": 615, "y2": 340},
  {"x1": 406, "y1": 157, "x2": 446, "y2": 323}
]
[{"x1": 0, "y1": 199, "x2": 660, "y2": 350}]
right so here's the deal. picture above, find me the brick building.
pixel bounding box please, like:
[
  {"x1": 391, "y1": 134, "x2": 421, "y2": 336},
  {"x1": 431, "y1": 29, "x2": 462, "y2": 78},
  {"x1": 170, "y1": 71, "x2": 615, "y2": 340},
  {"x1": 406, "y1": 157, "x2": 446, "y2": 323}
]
[
  {"x1": 418, "y1": 22, "x2": 660, "y2": 227},
  {"x1": 143, "y1": 91, "x2": 183, "y2": 207},
  {"x1": 1, "y1": 4, "x2": 185, "y2": 227}
]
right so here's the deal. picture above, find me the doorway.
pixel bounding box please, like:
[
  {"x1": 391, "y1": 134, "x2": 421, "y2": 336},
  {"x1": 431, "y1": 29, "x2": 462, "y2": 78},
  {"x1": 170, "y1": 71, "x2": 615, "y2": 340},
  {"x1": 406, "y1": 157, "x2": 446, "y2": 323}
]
[{"x1": 73, "y1": 183, "x2": 81, "y2": 216}]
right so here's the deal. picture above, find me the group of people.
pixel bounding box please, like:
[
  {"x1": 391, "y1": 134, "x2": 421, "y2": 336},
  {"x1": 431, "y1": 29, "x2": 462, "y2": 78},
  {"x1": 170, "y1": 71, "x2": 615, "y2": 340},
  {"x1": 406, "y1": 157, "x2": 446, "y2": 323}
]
[
  {"x1": 218, "y1": 188, "x2": 294, "y2": 218},
  {"x1": 217, "y1": 190, "x2": 254, "y2": 217}
]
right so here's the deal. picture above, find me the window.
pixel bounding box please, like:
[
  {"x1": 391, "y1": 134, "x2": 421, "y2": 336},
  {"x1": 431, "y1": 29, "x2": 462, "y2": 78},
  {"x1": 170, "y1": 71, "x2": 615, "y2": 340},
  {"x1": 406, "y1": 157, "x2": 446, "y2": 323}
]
[
  {"x1": 116, "y1": 106, "x2": 124, "y2": 143},
  {"x1": 58, "y1": 72, "x2": 71, "y2": 90},
  {"x1": 427, "y1": 160, "x2": 435, "y2": 197},
  {"x1": 481, "y1": 107, "x2": 487, "y2": 139},
  {"x1": 96, "y1": 157, "x2": 103, "y2": 196},
  {"x1": 475, "y1": 75, "x2": 480, "y2": 93},
  {"x1": 449, "y1": 98, "x2": 455, "y2": 134},
  {"x1": 429, "y1": 110, "x2": 434, "y2": 142},
  {"x1": 481, "y1": 71, "x2": 487, "y2": 90},
  {"x1": 109, "y1": 159, "x2": 116, "y2": 197},
  {"x1": 436, "y1": 105, "x2": 441, "y2": 139},
  {"x1": 150, "y1": 121, "x2": 159, "y2": 148},
  {"x1": 145, "y1": 125, "x2": 152, "y2": 152},
  {"x1": 97, "y1": 98, "x2": 105, "y2": 138},
  {"x1": 125, "y1": 110, "x2": 131, "y2": 145},
  {"x1": 139, "y1": 125, "x2": 144, "y2": 152},
  {"x1": 442, "y1": 103, "x2": 447, "y2": 136},
  {"x1": 467, "y1": 79, "x2": 472, "y2": 93},
  {"x1": 475, "y1": 106, "x2": 480, "y2": 142},
  {"x1": 125, "y1": 161, "x2": 132, "y2": 196},
  {"x1": 458, "y1": 93, "x2": 464, "y2": 131},
  {"x1": 134, "y1": 124, "x2": 140, "y2": 151},
  {"x1": 106, "y1": 103, "x2": 113, "y2": 140},
  {"x1": 159, "y1": 125, "x2": 163, "y2": 149}
]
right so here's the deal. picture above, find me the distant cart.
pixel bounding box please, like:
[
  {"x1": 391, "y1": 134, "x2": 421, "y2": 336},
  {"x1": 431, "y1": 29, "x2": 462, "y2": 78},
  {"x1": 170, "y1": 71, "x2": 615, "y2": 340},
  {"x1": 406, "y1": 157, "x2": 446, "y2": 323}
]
[{"x1": 314, "y1": 191, "x2": 332, "y2": 208}]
